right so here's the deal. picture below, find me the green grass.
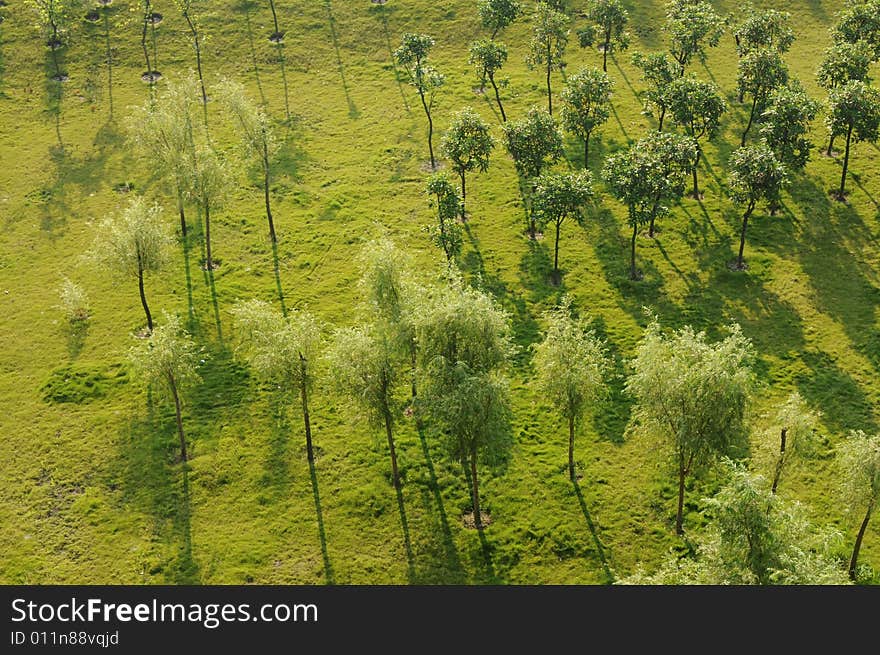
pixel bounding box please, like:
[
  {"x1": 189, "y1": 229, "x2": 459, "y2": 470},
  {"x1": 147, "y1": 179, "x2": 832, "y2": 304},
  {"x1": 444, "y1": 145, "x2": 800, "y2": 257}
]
[{"x1": 0, "y1": 0, "x2": 878, "y2": 584}]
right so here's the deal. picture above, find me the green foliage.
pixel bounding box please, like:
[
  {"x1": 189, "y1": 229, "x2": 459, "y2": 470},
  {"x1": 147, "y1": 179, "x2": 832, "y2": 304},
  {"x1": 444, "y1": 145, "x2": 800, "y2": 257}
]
[
  {"x1": 560, "y1": 68, "x2": 613, "y2": 145},
  {"x1": 733, "y1": 6, "x2": 795, "y2": 56},
  {"x1": 502, "y1": 107, "x2": 564, "y2": 179},
  {"x1": 727, "y1": 144, "x2": 788, "y2": 211},
  {"x1": 440, "y1": 108, "x2": 495, "y2": 178},
  {"x1": 91, "y1": 195, "x2": 171, "y2": 279},
  {"x1": 425, "y1": 173, "x2": 464, "y2": 260},
  {"x1": 666, "y1": 75, "x2": 726, "y2": 141},
  {"x1": 526, "y1": 2, "x2": 570, "y2": 73},
  {"x1": 188, "y1": 144, "x2": 232, "y2": 214},
  {"x1": 531, "y1": 170, "x2": 594, "y2": 234},
  {"x1": 833, "y1": 0, "x2": 880, "y2": 60},
  {"x1": 356, "y1": 236, "x2": 419, "y2": 340},
  {"x1": 837, "y1": 430, "x2": 880, "y2": 520},
  {"x1": 477, "y1": 0, "x2": 523, "y2": 38},
  {"x1": 760, "y1": 83, "x2": 820, "y2": 171},
  {"x1": 26, "y1": 0, "x2": 81, "y2": 41},
  {"x1": 630, "y1": 51, "x2": 678, "y2": 120},
  {"x1": 41, "y1": 364, "x2": 127, "y2": 404},
  {"x1": 772, "y1": 391, "x2": 822, "y2": 458},
  {"x1": 826, "y1": 79, "x2": 880, "y2": 143},
  {"x1": 664, "y1": 0, "x2": 725, "y2": 73},
  {"x1": 215, "y1": 78, "x2": 278, "y2": 166},
  {"x1": 394, "y1": 33, "x2": 444, "y2": 96},
  {"x1": 128, "y1": 312, "x2": 202, "y2": 399},
  {"x1": 577, "y1": 0, "x2": 630, "y2": 56},
  {"x1": 469, "y1": 38, "x2": 508, "y2": 85},
  {"x1": 817, "y1": 40, "x2": 873, "y2": 90},
  {"x1": 58, "y1": 277, "x2": 90, "y2": 323},
  {"x1": 737, "y1": 48, "x2": 789, "y2": 113}
]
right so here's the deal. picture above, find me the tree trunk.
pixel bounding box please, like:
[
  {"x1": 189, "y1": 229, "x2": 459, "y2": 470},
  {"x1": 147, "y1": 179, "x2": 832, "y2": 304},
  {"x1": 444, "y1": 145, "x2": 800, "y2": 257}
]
[
  {"x1": 629, "y1": 222, "x2": 638, "y2": 280},
  {"x1": 826, "y1": 134, "x2": 836, "y2": 158},
  {"x1": 771, "y1": 428, "x2": 787, "y2": 494},
  {"x1": 410, "y1": 340, "x2": 418, "y2": 399},
  {"x1": 183, "y1": 13, "x2": 208, "y2": 124},
  {"x1": 546, "y1": 50, "x2": 553, "y2": 116},
  {"x1": 490, "y1": 75, "x2": 506, "y2": 122},
  {"x1": 568, "y1": 413, "x2": 575, "y2": 482},
  {"x1": 459, "y1": 170, "x2": 467, "y2": 221},
  {"x1": 177, "y1": 192, "x2": 187, "y2": 237},
  {"x1": 204, "y1": 199, "x2": 213, "y2": 271},
  {"x1": 737, "y1": 204, "x2": 753, "y2": 269},
  {"x1": 418, "y1": 89, "x2": 435, "y2": 169},
  {"x1": 553, "y1": 218, "x2": 561, "y2": 278},
  {"x1": 584, "y1": 133, "x2": 590, "y2": 169},
  {"x1": 602, "y1": 40, "x2": 608, "y2": 73},
  {"x1": 437, "y1": 206, "x2": 451, "y2": 260},
  {"x1": 381, "y1": 369, "x2": 400, "y2": 488},
  {"x1": 658, "y1": 105, "x2": 666, "y2": 132},
  {"x1": 141, "y1": 11, "x2": 152, "y2": 78},
  {"x1": 675, "y1": 461, "x2": 687, "y2": 535},
  {"x1": 742, "y1": 95, "x2": 758, "y2": 147},
  {"x1": 263, "y1": 149, "x2": 276, "y2": 242},
  {"x1": 692, "y1": 147, "x2": 701, "y2": 198},
  {"x1": 848, "y1": 500, "x2": 874, "y2": 581},
  {"x1": 470, "y1": 445, "x2": 482, "y2": 529},
  {"x1": 50, "y1": 23, "x2": 61, "y2": 79},
  {"x1": 169, "y1": 371, "x2": 187, "y2": 462},
  {"x1": 137, "y1": 256, "x2": 153, "y2": 333},
  {"x1": 839, "y1": 124, "x2": 853, "y2": 200},
  {"x1": 298, "y1": 355, "x2": 314, "y2": 463},
  {"x1": 269, "y1": 0, "x2": 280, "y2": 36}
]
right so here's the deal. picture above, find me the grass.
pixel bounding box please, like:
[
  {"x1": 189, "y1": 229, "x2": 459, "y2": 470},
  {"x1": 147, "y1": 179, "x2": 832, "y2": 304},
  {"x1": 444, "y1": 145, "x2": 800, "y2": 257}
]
[{"x1": 0, "y1": 0, "x2": 878, "y2": 584}]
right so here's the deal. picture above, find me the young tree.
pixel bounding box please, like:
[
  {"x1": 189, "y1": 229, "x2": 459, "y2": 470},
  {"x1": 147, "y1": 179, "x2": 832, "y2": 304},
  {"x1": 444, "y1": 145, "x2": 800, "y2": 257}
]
[
  {"x1": 92, "y1": 196, "x2": 172, "y2": 333},
  {"x1": 666, "y1": 75, "x2": 726, "y2": 198},
  {"x1": 737, "y1": 48, "x2": 788, "y2": 146},
  {"x1": 560, "y1": 67, "x2": 613, "y2": 168},
  {"x1": 769, "y1": 392, "x2": 821, "y2": 495},
  {"x1": 58, "y1": 277, "x2": 90, "y2": 324},
  {"x1": 417, "y1": 272, "x2": 515, "y2": 529},
  {"x1": 760, "y1": 83, "x2": 820, "y2": 174},
  {"x1": 469, "y1": 39, "x2": 509, "y2": 121},
  {"x1": 526, "y1": 2, "x2": 570, "y2": 115},
  {"x1": 129, "y1": 312, "x2": 202, "y2": 462},
  {"x1": 27, "y1": 0, "x2": 80, "y2": 80},
  {"x1": 134, "y1": 0, "x2": 161, "y2": 85},
  {"x1": 732, "y1": 6, "x2": 794, "y2": 57},
  {"x1": 478, "y1": 0, "x2": 523, "y2": 39},
  {"x1": 394, "y1": 33, "x2": 445, "y2": 169},
  {"x1": 425, "y1": 172, "x2": 463, "y2": 261},
  {"x1": 532, "y1": 298, "x2": 608, "y2": 480},
  {"x1": 173, "y1": 0, "x2": 209, "y2": 115},
  {"x1": 216, "y1": 78, "x2": 280, "y2": 242},
  {"x1": 232, "y1": 300, "x2": 322, "y2": 461},
  {"x1": 577, "y1": 0, "x2": 630, "y2": 73},
  {"x1": 532, "y1": 170, "x2": 594, "y2": 279},
  {"x1": 664, "y1": 0, "x2": 725, "y2": 77},
  {"x1": 267, "y1": 0, "x2": 283, "y2": 41},
  {"x1": 833, "y1": 0, "x2": 880, "y2": 61},
  {"x1": 817, "y1": 40, "x2": 873, "y2": 156},
  {"x1": 837, "y1": 430, "x2": 880, "y2": 580},
  {"x1": 727, "y1": 144, "x2": 788, "y2": 270},
  {"x1": 826, "y1": 80, "x2": 880, "y2": 200},
  {"x1": 188, "y1": 144, "x2": 232, "y2": 271},
  {"x1": 626, "y1": 318, "x2": 754, "y2": 535},
  {"x1": 441, "y1": 108, "x2": 494, "y2": 221},
  {"x1": 631, "y1": 51, "x2": 678, "y2": 131}
]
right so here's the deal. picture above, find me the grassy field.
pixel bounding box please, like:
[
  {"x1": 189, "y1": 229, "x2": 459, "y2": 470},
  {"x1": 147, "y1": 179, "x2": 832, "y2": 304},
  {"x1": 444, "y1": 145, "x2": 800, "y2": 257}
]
[{"x1": 0, "y1": 0, "x2": 878, "y2": 584}]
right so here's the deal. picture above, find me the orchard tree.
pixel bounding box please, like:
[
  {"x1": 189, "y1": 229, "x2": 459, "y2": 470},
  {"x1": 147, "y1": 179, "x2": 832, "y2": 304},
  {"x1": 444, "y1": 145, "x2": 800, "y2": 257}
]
[
  {"x1": 769, "y1": 392, "x2": 821, "y2": 495},
  {"x1": 27, "y1": 0, "x2": 81, "y2": 80},
  {"x1": 135, "y1": 0, "x2": 161, "y2": 85},
  {"x1": 817, "y1": 40, "x2": 873, "y2": 157},
  {"x1": 560, "y1": 67, "x2": 612, "y2": 167},
  {"x1": 526, "y1": 2, "x2": 570, "y2": 115},
  {"x1": 92, "y1": 195, "x2": 172, "y2": 333},
  {"x1": 837, "y1": 429, "x2": 880, "y2": 580},
  {"x1": 664, "y1": 0, "x2": 725, "y2": 77},
  {"x1": 631, "y1": 51, "x2": 678, "y2": 131},
  {"x1": 129, "y1": 312, "x2": 203, "y2": 462},
  {"x1": 666, "y1": 75, "x2": 726, "y2": 198},
  {"x1": 532, "y1": 298, "x2": 608, "y2": 480},
  {"x1": 833, "y1": 0, "x2": 880, "y2": 60},
  {"x1": 478, "y1": 0, "x2": 523, "y2": 39},
  {"x1": 626, "y1": 318, "x2": 754, "y2": 535},
  {"x1": 417, "y1": 272, "x2": 515, "y2": 530},
  {"x1": 173, "y1": 0, "x2": 209, "y2": 115},
  {"x1": 188, "y1": 144, "x2": 232, "y2": 271},
  {"x1": 441, "y1": 108, "x2": 495, "y2": 221},
  {"x1": 733, "y1": 7, "x2": 794, "y2": 57},
  {"x1": 577, "y1": 0, "x2": 630, "y2": 73},
  {"x1": 216, "y1": 78, "x2": 280, "y2": 242},
  {"x1": 394, "y1": 33, "x2": 445, "y2": 169},
  {"x1": 727, "y1": 144, "x2": 788, "y2": 270},
  {"x1": 425, "y1": 173, "x2": 463, "y2": 261},
  {"x1": 760, "y1": 83, "x2": 820, "y2": 173},
  {"x1": 469, "y1": 39, "x2": 509, "y2": 121},
  {"x1": 232, "y1": 300, "x2": 322, "y2": 462},
  {"x1": 267, "y1": 0, "x2": 283, "y2": 41},
  {"x1": 826, "y1": 80, "x2": 880, "y2": 200},
  {"x1": 737, "y1": 48, "x2": 788, "y2": 146},
  {"x1": 532, "y1": 170, "x2": 594, "y2": 280}
]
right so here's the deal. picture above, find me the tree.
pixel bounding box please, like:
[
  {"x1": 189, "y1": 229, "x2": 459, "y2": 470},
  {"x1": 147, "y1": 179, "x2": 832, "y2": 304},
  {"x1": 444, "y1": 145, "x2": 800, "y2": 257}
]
[
  {"x1": 532, "y1": 298, "x2": 608, "y2": 480},
  {"x1": 425, "y1": 172, "x2": 463, "y2": 261},
  {"x1": 760, "y1": 83, "x2": 820, "y2": 173},
  {"x1": 833, "y1": 0, "x2": 880, "y2": 61},
  {"x1": 737, "y1": 48, "x2": 788, "y2": 147},
  {"x1": 532, "y1": 170, "x2": 594, "y2": 279},
  {"x1": 231, "y1": 300, "x2": 322, "y2": 462},
  {"x1": 602, "y1": 132, "x2": 696, "y2": 276},
  {"x1": 417, "y1": 272, "x2": 515, "y2": 529},
  {"x1": 92, "y1": 195, "x2": 171, "y2": 333},
  {"x1": 626, "y1": 318, "x2": 754, "y2": 535},
  {"x1": 826, "y1": 80, "x2": 880, "y2": 200},
  {"x1": 732, "y1": 6, "x2": 794, "y2": 57},
  {"x1": 631, "y1": 51, "x2": 678, "y2": 131},
  {"x1": 216, "y1": 78, "x2": 280, "y2": 242},
  {"x1": 837, "y1": 430, "x2": 880, "y2": 580},
  {"x1": 188, "y1": 144, "x2": 232, "y2": 271},
  {"x1": 560, "y1": 67, "x2": 613, "y2": 167},
  {"x1": 502, "y1": 107, "x2": 564, "y2": 236},
  {"x1": 666, "y1": 75, "x2": 726, "y2": 198},
  {"x1": 394, "y1": 33, "x2": 445, "y2": 169},
  {"x1": 478, "y1": 0, "x2": 523, "y2": 39},
  {"x1": 129, "y1": 312, "x2": 202, "y2": 462},
  {"x1": 440, "y1": 108, "x2": 494, "y2": 221},
  {"x1": 526, "y1": 2, "x2": 570, "y2": 115},
  {"x1": 469, "y1": 39, "x2": 509, "y2": 121},
  {"x1": 173, "y1": 0, "x2": 209, "y2": 117},
  {"x1": 134, "y1": 0, "x2": 161, "y2": 85},
  {"x1": 27, "y1": 0, "x2": 81, "y2": 80},
  {"x1": 817, "y1": 40, "x2": 873, "y2": 156},
  {"x1": 664, "y1": 0, "x2": 725, "y2": 77},
  {"x1": 727, "y1": 144, "x2": 788, "y2": 270},
  {"x1": 267, "y1": 0, "x2": 283, "y2": 41},
  {"x1": 126, "y1": 77, "x2": 199, "y2": 237},
  {"x1": 769, "y1": 392, "x2": 821, "y2": 495},
  {"x1": 577, "y1": 0, "x2": 630, "y2": 73}
]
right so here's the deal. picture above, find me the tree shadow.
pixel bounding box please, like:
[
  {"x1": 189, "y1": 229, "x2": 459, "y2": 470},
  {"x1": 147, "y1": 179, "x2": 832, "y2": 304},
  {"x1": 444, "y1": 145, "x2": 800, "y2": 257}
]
[
  {"x1": 325, "y1": 1, "x2": 359, "y2": 119},
  {"x1": 101, "y1": 6, "x2": 115, "y2": 120},
  {"x1": 308, "y1": 456, "x2": 335, "y2": 584},
  {"x1": 271, "y1": 238, "x2": 288, "y2": 316},
  {"x1": 239, "y1": 0, "x2": 267, "y2": 106},
  {"x1": 612, "y1": 55, "x2": 639, "y2": 104},
  {"x1": 586, "y1": 315, "x2": 631, "y2": 445},
  {"x1": 394, "y1": 484, "x2": 416, "y2": 582},
  {"x1": 609, "y1": 100, "x2": 633, "y2": 145},
  {"x1": 65, "y1": 320, "x2": 89, "y2": 360},
  {"x1": 572, "y1": 480, "x2": 614, "y2": 583},
  {"x1": 797, "y1": 350, "x2": 879, "y2": 433},
  {"x1": 517, "y1": 237, "x2": 567, "y2": 306},
  {"x1": 370, "y1": 0, "x2": 410, "y2": 113},
  {"x1": 259, "y1": 391, "x2": 293, "y2": 494},
  {"x1": 273, "y1": 42, "x2": 292, "y2": 125},
  {"x1": 461, "y1": 461, "x2": 502, "y2": 583},
  {"x1": 182, "y1": 234, "x2": 196, "y2": 326},
  {"x1": 172, "y1": 466, "x2": 200, "y2": 583}
]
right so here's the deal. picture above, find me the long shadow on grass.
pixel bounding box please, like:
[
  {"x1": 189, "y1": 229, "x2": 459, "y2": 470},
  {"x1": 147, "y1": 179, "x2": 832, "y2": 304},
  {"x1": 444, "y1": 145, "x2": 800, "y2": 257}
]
[
  {"x1": 395, "y1": 484, "x2": 416, "y2": 582},
  {"x1": 260, "y1": 392, "x2": 293, "y2": 493},
  {"x1": 172, "y1": 466, "x2": 200, "y2": 583},
  {"x1": 308, "y1": 457, "x2": 335, "y2": 584},
  {"x1": 371, "y1": 1, "x2": 410, "y2": 113},
  {"x1": 572, "y1": 480, "x2": 613, "y2": 583},
  {"x1": 101, "y1": 6, "x2": 115, "y2": 120},
  {"x1": 325, "y1": 1, "x2": 358, "y2": 119},
  {"x1": 587, "y1": 315, "x2": 631, "y2": 445},
  {"x1": 274, "y1": 42, "x2": 292, "y2": 125},
  {"x1": 240, "y1": 0, "x2": 267, "y2": 106},
  {"x1": 461, "y1": 462, "x2": 501, "y2": 583},
  {"x1": 271, "y1": 240, "x2": 288, "y2": 316}
]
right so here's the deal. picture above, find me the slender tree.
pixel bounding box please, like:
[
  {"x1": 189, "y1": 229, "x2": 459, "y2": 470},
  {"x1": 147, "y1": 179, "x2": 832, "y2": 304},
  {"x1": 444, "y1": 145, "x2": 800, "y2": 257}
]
[
  {"x1": 760, "y1": 82, "x2": 820, "y2": 174},
  {"x1": 826, "y1": 80, "x2": 880, "y2": 200},
  {"x1": 134, "y1": 0, "x2": 161, "y2": 86},
  {"x1": 560, "y1": 67, "x2": 612, "y2": 168},
  {"x1": 769, "y1": 392, "x2": 821, "y2": 495},
  {"x1": 441, "y1": 108, "x2": 494, "y2": 221},
  {"x1": 267, "y1": 0, "x2": 283, "y2": 41},
  {"x1": 394, "y1": 33, "x2": 445, "y2": 169},
  {"x1": 626, "y1": 319, "x2": 754, "y2": 535},
  {"x1": 664, "y1": 0, "x2": 725, "y2": 77},
  {"x1": 837, "y1": 429, "x2": 880, "y2": 580},
  {"x1": 732, "y1": 6, "x2": 794, "y2": 58},
  {"x1": 817, "y1": 40, "x2": 873, "y2": 156},
  {"x1": 469, "y1": 39, "x2": 509, "y2": 121},
  {"x1": 188, "y1": 144, "x2": 232, "y2": 271},
  {"x1": 727, "y1": 144, "x2": 788, "y2": 270},
  {"x1": 478, "y1": 0, "x2": 523, "y2": 39},
  {"x1": 425, "y1": 173, "x2": 463, "y2": 261},
  {"x1": 216, "y1": 78, "x2": 280, "y2": 242},
  {"x1": 833, "y1": 0, "x2": 880, "y2": 61},
  {"x1": 532, "y1": 170, "x2": 594, "y2": 280},
  {"x1": 173, "y1": 0, "x2": 209, "y2": 116},
  {"x1": 532, "y1": 298, "x2": 608, "y2": 480},
  {"x1": 577, "y1": 0, "x2": 630, "y2": 73},
  {"x1": 27, "y1": 0, "x2": 80, "y2": 80},
  {"x1": 91, "y1": 196, "x2": 171, "y2": 333},
  {"x1": 526, "y1": 2, "x2": 570, "y2": 115},
  {"x1": 737, "y1": 48, "x2": 788, "y2": 147},
  {"x1": 631, "y1": 51, "x2": 678, "y2": 131},
  {"x1": 129, "y1": 312, "x2": 203, "y2": 462}
]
